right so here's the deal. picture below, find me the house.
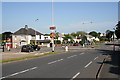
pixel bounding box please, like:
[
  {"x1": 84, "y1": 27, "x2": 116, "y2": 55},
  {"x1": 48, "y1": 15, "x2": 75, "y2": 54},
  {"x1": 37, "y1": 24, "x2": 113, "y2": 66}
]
[
  {"x1": 12, "y1": 25, "x2": 50, "y2": 48},
  {"x1": 58, "y1": 33, "x2": 64, "y2": 44},
  {"x1": 2, "y1": 32, "x2": 13, "y2": 48},
  {"x1": 73, "y1": 36, "x2": 82, "y2": 43}
]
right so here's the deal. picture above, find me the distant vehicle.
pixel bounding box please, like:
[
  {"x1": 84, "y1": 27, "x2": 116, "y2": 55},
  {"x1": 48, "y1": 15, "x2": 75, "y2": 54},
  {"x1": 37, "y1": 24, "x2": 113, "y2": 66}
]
[
  {"x1": 31, "y1": 45, "x2": 41, "y2": 51},
  {"x1": 73, "y1": 43, "x2": 79, "y2": 46},
  {"x1": 21, "y1": 45, "x2": 34, "y2": 52}
]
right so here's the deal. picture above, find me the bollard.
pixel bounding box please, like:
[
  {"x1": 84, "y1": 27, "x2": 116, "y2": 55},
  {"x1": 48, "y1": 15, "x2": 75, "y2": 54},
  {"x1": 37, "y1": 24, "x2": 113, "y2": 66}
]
[
  {"x1": 65, "y1": 46, "x2": 68, "y2": 52},
  {"x1": 7, "y1": 46, "x2": 10, "y2": 51},
  {"x1": 2, "y1": 45, "x2": 4, "y2": 52}
]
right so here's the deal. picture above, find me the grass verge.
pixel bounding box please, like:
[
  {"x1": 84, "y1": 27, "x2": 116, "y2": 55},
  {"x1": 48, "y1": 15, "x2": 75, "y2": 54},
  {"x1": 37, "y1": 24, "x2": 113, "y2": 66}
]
[{"x1": 1, "y1": 52, "x2": 59, "y2": 63}]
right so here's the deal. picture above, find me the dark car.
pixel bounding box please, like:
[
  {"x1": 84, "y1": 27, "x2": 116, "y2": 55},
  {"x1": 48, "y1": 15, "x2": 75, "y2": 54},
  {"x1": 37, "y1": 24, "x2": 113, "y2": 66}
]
[
  {"x1": 31, "y1": 45, "x2": 40, "y2": 51},
  {"x1": 21, "y1": 45, "x2": 33, "y2": 52},
  {"x1": 73, "y1": 43, "x2": 79, "y2": 46}
]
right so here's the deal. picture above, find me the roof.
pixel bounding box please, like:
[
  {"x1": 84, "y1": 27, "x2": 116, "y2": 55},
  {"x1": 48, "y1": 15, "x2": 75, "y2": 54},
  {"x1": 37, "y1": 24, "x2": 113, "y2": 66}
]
[{"x1": 13, "y1": 25, "x2": 43, "y2": 35}]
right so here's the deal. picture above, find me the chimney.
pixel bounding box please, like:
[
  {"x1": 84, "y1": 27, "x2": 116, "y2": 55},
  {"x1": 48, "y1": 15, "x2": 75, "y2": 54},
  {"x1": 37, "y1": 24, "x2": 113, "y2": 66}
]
[{"x1": 25, "y1": 25, "x2": 28, "y2": 30}]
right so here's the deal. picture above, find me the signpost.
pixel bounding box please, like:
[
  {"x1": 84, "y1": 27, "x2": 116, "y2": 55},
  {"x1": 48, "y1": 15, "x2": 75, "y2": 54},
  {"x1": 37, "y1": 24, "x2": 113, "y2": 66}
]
[
  {"x1": 50, "y1": 25, "x2": 56, "y2": 52},
  {"x1": 50, "y1": 0, "x2": 56, "y2": 52}
]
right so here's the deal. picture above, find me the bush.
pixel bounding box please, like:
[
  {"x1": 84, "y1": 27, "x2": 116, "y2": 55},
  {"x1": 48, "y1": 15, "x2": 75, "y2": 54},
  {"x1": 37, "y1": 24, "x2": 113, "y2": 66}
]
[{"x1": 55, "y1": 40, "x2": 61, "y2": 44}]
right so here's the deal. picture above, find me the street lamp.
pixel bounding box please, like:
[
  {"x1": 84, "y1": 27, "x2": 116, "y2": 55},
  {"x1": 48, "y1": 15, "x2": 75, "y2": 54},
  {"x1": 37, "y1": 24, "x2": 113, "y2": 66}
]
[
  {"x1": 34, "y1": 19, "x2": 39, "y2": 45},
  {"x1": 49, "y1": 0, "x2": 56, "y2": 52}
]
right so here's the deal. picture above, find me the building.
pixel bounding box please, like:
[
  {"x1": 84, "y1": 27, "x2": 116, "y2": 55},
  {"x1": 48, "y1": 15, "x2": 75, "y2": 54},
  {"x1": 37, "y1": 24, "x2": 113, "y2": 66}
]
[
  {"x1": 2, "y1": 32, "x2": 13, "y2": 48},
  {"x1": 12, "y1": 25, "x2": 50, "y2": 48}
]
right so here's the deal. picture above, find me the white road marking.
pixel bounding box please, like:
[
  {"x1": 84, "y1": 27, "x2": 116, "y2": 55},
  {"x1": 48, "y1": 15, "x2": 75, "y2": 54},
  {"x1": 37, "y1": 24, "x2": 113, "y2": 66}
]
[
  {"x1": 48, "y1": 60, "x2": 57, "y2": 64},
  {"x1": 71, "y1": 72, "x2": 80, "y2": 80},
  {"x1": 79, "y1": 53, "x2": 84, "y2": 55},
  {"x1": 94, "y1": 56, "x2": 98, "y2": 60},
  {"x1": 48, "y1": 59, "x2": 64, "y2": 64},
  {"x1": 1, "y1": 67, "x2": 37, "y2": 79},
  {"x1": 57, "y1": 59, "x2": 63, "y2": 62},
  {"x1": 84, "y1": 61, "x2": 92, "y2": 68},
  {"x1": 67, "y1": 55, "x2": 77, "y2": 59}
]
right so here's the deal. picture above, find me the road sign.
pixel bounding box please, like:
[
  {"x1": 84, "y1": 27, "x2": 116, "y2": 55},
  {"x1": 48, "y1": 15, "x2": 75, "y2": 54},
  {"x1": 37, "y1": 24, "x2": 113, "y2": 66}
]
[
  {"x1": 50, "y1": 32, "x2": 56, "y2": 38},
  {"x1": 50, "y1": 25, "x2": 56, "y2": 30}
]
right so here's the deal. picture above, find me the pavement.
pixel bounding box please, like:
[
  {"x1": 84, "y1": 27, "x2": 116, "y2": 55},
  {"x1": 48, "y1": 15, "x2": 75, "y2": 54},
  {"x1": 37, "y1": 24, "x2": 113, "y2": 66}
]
[
  {"x1": 98, "y1": 48, "x2": 120, "y2": 79},
  {"x1": 1, "y1": 46, "x2": 65, "y2": 60},
  {"x1": 1, "y1": 46, "x2": 94, "y2": 60}
]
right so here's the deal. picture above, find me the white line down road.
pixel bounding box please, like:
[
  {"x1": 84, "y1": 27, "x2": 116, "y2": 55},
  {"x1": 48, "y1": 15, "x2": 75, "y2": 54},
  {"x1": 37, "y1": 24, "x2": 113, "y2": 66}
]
[
  {"x1": 1, "y1": 67, "x2": 38, "y2": 79},
  {"x1": 71, "y1": 72, "x2": 80, "y2": 80},
  {"x1": 48, "y1": 59, "x2": 63, "y2": 64},
  {"x1": 84, "y1": 61, "x2": 92, "y2": 68},
  {"x1": 67, "y1": 55, "x2": 77, "y2": 59},
  {"x1": 94, "y1": 56, "x2": 98, "y2": 60},
  {"x1": 79, "y1": 53, "x2": 84, "y2": 55}
]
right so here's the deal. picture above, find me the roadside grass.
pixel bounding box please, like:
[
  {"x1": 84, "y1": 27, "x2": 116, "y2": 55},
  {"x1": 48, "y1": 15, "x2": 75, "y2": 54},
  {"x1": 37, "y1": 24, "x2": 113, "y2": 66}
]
[{"x1": 1, "y1": 52, "x2": 59, "y2": 63}]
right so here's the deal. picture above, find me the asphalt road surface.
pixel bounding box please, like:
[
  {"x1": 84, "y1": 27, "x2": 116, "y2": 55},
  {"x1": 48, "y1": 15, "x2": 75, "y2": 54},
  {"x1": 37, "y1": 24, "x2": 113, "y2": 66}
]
[{"x1": 2, "y1": 47, "x2": 108, "y2": 79}]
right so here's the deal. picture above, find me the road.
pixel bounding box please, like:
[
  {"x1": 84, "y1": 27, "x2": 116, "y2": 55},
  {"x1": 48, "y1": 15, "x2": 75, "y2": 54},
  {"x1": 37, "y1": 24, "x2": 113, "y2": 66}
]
[{"x1": 1, "y1": 46, "x2": 109, "y2": 79}]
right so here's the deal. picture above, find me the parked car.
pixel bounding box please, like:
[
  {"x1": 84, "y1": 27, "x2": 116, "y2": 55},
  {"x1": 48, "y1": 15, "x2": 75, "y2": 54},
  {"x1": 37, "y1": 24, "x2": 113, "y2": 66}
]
[
  {"x1": 31, "y1": 45, "x2": 41, "y2": 51},
  {"x1": 73, "y1": 43, "x2": 79, "y2": 46},
  {"x1": 21, "y1": 45, "x2": 33, "y2": 52}
]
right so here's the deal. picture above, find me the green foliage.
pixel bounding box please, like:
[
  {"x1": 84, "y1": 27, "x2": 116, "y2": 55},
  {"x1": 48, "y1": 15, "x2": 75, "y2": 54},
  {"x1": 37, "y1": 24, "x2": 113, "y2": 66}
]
[
  {"x1": 81, "y1": 35, "x2": 87, "y2": 43},
  {"x1": 71, "y1": 32, "x2": 78, "y2": 37},
  {"x1": 71, "y1": 31, "x2": 87, "y2": 38},
  {"x1": 0, "y1": 34, "x2": 2, "y2": 44},
  {"x1": 55, "y1": 40, "x2": 61, "y2": 44},
  {"x1": 99, "y1": 36, "x2": 108, "y2": 41},
  {"x1": 63, "y1": 34, "x2": 72, "y2": 40},
  {"x1": 55, "y1": 32, "x2": 59, "y2": 39},
  {"x1": 115, "y1": 21, "x2": 120, "y2": 39},
  {"x1": 106, "y1": 30, "x2": 114, "y2": 41},
  {"x1": 76, "y1": 31, "x2": 87, "y2": 36},
  {"x1": 98, "y1": 32, "x2": 101, "y2": 38},
  {"x1": 89, "y1": 31, "x2": 98, "y2": 38}
]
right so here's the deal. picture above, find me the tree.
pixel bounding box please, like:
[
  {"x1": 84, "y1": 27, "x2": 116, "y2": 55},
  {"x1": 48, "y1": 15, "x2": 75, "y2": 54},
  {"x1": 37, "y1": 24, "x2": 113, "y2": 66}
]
[
  {"x1": 98, "y1": 32, "x2": 101, "y2": 38},
  {"x1": 63, "y1": 34, "x2": 73, "y2": 44},
  {"x1": 115, "y1": 21, "x2": 120, "y2": 39},
  {"x1": 106, "y1": 30, "x2": 114, "y2": 41},
  {"x1": 55, "y1": 32, "x2": 59, "y2": 39},
  {"x1": 63, "y1": 34, "x2": 72, "y2": 40},
  {"x1": 89, "y1": 31, "x2": 98, "y2": 38},
  {"x1": 71, "y1": 32, "x2": 78, "y2": 38},
  {"x1": 71, "y1": 31, "x2": 87, "y2": 38},
  {"x1": 76, "y1": 31, "x2": 87, "y2": 36}
]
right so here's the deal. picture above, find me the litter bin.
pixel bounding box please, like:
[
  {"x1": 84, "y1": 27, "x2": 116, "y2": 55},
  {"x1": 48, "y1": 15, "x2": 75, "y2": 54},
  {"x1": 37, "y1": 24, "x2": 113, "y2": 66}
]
[{"x1": 65, "y1": 46, "x2": 68, "y2": 51}]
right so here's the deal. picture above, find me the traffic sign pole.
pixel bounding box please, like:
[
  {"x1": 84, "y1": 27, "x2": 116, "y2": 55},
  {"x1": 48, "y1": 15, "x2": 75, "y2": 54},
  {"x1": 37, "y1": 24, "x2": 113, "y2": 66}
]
[
  {"x1": 50, "y1": 0, "x2": 56, "y2": 52},
  {"x1": 50, "y1": 26, "x2": 56, "y2": 52}
]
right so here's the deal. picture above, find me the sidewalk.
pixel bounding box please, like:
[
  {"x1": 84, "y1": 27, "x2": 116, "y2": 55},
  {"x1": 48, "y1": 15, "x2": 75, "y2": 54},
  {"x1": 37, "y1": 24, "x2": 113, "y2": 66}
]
[
  {"x1": 99, "y1": 49, "x2": 120, "y2": 79},
  {"x1": 1, "y1": 46, "x2": 96, "y2": 61},
  {"x1": 1, "y1": 46, "x2": 65, "y2": 61}
]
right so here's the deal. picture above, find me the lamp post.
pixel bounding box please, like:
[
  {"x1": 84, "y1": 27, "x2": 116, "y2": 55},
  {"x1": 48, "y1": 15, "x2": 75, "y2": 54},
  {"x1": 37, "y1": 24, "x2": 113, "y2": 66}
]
[
  {"x1": 50, "y1": 0, "x2": 56, "y2": 52},
  {"x1": 35, "y1": 19, "x2": 39, "y2": 45},
  {"x1": 50, "y1": 26, "x2": 56, "y2": 52}
]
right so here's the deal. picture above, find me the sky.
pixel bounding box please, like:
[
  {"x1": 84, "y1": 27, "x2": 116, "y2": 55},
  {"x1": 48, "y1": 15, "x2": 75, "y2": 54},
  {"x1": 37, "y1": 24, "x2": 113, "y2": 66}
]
[{"x1": 1, "y1": 2, "x2": 119, "y2": 34}]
